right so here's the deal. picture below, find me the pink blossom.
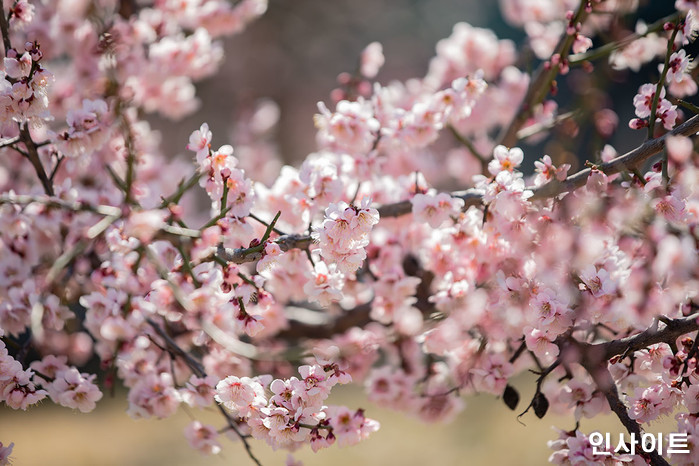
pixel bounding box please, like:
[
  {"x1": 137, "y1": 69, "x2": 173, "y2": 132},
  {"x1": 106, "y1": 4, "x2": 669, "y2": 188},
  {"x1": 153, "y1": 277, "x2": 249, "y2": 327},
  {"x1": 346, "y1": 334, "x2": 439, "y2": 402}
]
[
  {"x1": 669, "y1": 71, "x2": 698, "y2": 97},
  {"x1": 633, "y1": 83, "x2": 664, "y2": 118},
  {"x1": 360, "y1": 42, "x2": 384, "y2": 78},
  {"x1": 1, "y1": 363, "x2": 47, "y2": 410},
  {"x1": 579, "y1": 265, "x2": 617, "y2": 298},
  {"x1": 29, "y1": 355, "x2": 68, "y2": 383},
  {"x1": 665, "y1": 49, "x2": 694, "y2": 83},
  {"x1": 215, "y1": 375, "x2": 266, "y2": 415},
  {"x1": 298, "y1": 364, "x2": 331, "y2": 398},
  {"x1": 470, "y1": 353, "x2": 513, "y2": 395},
  {"x1": 0, "y1": 441, "x2": 13, "y2": 466},
  {"x1": 627, "y1": 384, "x2": 670, "y2": 424},
  {"x1": 327, "y1": 406, "x2": 380, "y2": 447},
  {"x1": 311, "y1": 199, "x2": 379, "y2": 274},
  {"x1": 684, "y1": 384, "x2": 699, "y2": 413},
  {"x1": 124, "y1": 210, "x2": 167, "y2": 243},
  {"x1": 304, "y1": 261, "x2": 344, "y2": 307},
  {"x1": 533, "y1": 154, "x2": 570, "y2": 187},
  {"x1": 181, "y1": 375, "x2": 217, "y2": 408},
  {"x1": 315, "y1": 100, "x2": 380, "y2": 154},
  {"x1": 256, "y1": 242, "x2": 283, "y2": 273},
  {"x1": 666, "y1": 135, "x2": 694, "y2": 164},
  {"x1": 187, "y1": 122, "x2": 212, "y2": 163},
  {"x1": 653, "y1": 192, "x2": 687, "y2": 223},
  {"x1": 184, "y1": 421, "x2": 221, "y2": 455},
  {"x1": 572, "y1": 34, "x2": 593, "y2": 54},
  {"x1": 9, "y1": 0, "x2": 33, "y2": 27},
  {"x1": 49, "y1": 368, "x2": 103, "y2": 413},
  {"x1": 488, "y1": 145, "x2": 524, "y2": 175},
  {"x1": 4, "y1": 52, "x2": 32, "y2": 79},
  {"x1": 58, "y1": 99, "x2": 112, "y2": 158},
  {"x1": 559, "y1": 379, "x2": 606, "y2": 421},
  {"x1": 411, "y1": 192, "x2": 465, "y2": 228},
  {"x1": 127, "y1": 372, "x2": 181, "y2": 419},
  {"x1": 524, "y1": 327, "x2": 559, "y2": 362}
]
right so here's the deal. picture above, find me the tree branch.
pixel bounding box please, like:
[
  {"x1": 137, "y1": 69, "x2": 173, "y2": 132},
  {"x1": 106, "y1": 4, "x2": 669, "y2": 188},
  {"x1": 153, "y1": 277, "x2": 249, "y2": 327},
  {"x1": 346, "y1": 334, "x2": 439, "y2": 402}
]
[
  {"x1": 570, "y1": 313, "x2": 699, "y2": 466},
  {"x1": 375, "y1": 113, "x2": 699, "y2": 219},
  {"x1": 599, "y1": 312, "x2": 699, "y2": 360},
  {"x1": 146, "y1": 318, "x2": 263, "y2": 466},
  {"x1": 19, "y1": 124, "x2": 54, "y2": 196},
  {"x1": 497, "y1": 0, "x2": 591, "y2": 147}
]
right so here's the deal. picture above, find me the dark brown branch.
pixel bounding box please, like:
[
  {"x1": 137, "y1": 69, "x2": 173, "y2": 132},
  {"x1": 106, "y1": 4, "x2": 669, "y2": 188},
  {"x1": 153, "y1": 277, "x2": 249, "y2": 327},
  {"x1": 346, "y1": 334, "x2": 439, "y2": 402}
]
[
  {"x1": 518, "y1": 358, "x2": 560, "y2": 419},
  {"x1": 599, "y1": 312, "x2": 699, "y2": 360},
  {"x1": 0, "y1": 4, "x2": 11, "y2": 54},
  {"x1": 375, "y1": 113, "x2": 699, "y2": 219},
  {"x1": 278, "y1": 302, "x2": 372, "y2": 340},
  {"x1": 19, "y1": 124, "x2": 54, "y2": 196},
  {"x1": 580, "y1": 351, "x2": 670, "y2": 466},
  {"x1": 0, "y1": 9, "x2": 55, "y2": 196},
  {"x1": 147, "y1": 318, "x2": 206, "y2": 377},
  {"x1": 0, "y1": 193, "x2": 122, "y2": 216},
  {"x1": 570, "y1": 313, "x2": 699, "y2": 466},
  {"x1": 146, "y1": 318, "x2": 262, "y2": 466},
  {"x1": 532, "y1": 114, "x2": 699, "y2": 199},
  {"x1": 217, "y1": 233, "x2": 314, "y2": 265},
  {"x1": 497, "y1": 0, "x2": 591, "y2": 147},
  {"x1": 159, "y1": 172, "x2": 203, "y2": 208}
]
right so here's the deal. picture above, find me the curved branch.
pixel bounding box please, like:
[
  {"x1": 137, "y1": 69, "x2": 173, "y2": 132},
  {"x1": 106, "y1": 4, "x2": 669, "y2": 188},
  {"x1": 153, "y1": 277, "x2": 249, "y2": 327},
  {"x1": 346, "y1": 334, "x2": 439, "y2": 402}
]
[
  {"x1": 0, "y1": 193, "x2": 122, "y2": 216},
  {"x1": 497, "y1": 0, "x2": 591, "y2": 147},
  {"x1": 216, "y1": 114, "x2": 699, "y2": 264},
  {"x1": 582, "y1": 360, "x2": 671, "y2": 466},
  {"x1": 600, "y1": 312, "x2": 699, "y2": 360},
  {"x1": 19, "y1": 124, "x2": 54, "y2": 196},
  {"x1": 377, "y1": 114, "x2": 699, "y2": 218},
  {"x1": 532, "y1": 113, "x2": 699, "y2": 200},
  {"x1": 571, "y1": 313, "x2": 699, "y2": 466}
]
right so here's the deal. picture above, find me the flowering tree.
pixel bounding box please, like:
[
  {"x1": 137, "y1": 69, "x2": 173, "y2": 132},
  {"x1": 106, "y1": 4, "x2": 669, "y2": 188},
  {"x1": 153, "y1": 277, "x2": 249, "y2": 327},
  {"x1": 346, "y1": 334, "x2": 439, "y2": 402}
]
[{"x1": 2, "y1": 0, "x2": 699, "y2": 464}]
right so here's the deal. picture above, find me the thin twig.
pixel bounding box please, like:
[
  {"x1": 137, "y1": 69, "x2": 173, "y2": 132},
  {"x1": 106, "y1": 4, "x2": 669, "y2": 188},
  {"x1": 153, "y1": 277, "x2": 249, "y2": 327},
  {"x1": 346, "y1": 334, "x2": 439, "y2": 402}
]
[
  {"x1": 579, "y1": 346, "x2": 671, "y2": 466},
  {"x1": 19, "y1": 124, "x2": 54, "y2": 196},
  {"x1": 569, "y1": 12, "x2": 681, "y2": 65},
  {"x1": 448, "y1": 124, "x2": 488, "y2": 173},
  {"x1": 647, "y1": 21, "x2": 681, "y2": 140},
  {"x1": 498, "y1": 0, "x2": 591, "y2": 147},
  {"x1": 0, "y1": 4, "x2": 11, "y2": 54},
  {"x1": 159, "y1": 171, "x2": 203, "y2": 208}
]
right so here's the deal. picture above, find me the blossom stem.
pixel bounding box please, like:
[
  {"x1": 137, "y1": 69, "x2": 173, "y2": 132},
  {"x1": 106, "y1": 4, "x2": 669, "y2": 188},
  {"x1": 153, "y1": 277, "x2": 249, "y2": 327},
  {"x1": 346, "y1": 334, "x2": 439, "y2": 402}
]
[
  {"x1": 176, "y1": 243, "x2": 201, "y2": 288},
  {"x1": 498, "y1": 0, "x2": 591, "y2": 147},
  {"x1": 0, "y1": 5, "x2": 10, "y2": 54},
  {"x1": 448, "y1": 124, "x2": 487, "y2": 172},
  {"x1": 220, "y1": 183, "x2": 229, "y2": 216},
  {"x1": 672, "y1": 97, "x2": 699, "y2": 114},
  {"x1": 569, "y1": 12, "x2": 681, "y2": 65},
  {"x1": 146, "y1": 318, "x2": 262, "y2": 466},
  {"x1": 647, "y1": 20, "x2": 681, "y2": 140},
  {"x1": 19, "y1": 124, "x2": 54, "y2": 196},
  {"x1": 159, "y1": 171, "x2": 203, "y2": 208},
  {"x1": 249, "y1": 212, "x2": 286, "y2": 236},
  {"x1": 200, "y1": 206, "x2": 231, "y2": 230},
  {"x1": 579, "y1": 349, "x2": 671, "y2": 466}
]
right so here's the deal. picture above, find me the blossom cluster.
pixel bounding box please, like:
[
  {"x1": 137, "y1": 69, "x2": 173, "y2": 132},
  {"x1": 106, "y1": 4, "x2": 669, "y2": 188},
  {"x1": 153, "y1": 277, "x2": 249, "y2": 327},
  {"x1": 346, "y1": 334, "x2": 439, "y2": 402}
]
[
  {"x1": 311, "y1": 199, "x2": 379, "y2": 275},
  {"x1": 2, "y1": 1, "x2": 699, "y2": 465},
  {"x1": 214, "y1": 361, "x2": 378, "y2": 452}
]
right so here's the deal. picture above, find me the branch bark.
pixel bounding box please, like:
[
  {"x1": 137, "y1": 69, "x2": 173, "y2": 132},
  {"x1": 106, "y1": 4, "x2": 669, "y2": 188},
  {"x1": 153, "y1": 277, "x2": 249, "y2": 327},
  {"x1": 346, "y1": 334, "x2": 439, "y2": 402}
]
[
  {"x1": 572, "y1": 313, "x2": 699, "y2": 466},
  {"x1": 19, "y1": 124, "x2": 54, "y2": 196},
  {"x1": 497, "y1": 0, "x2": 591, "y2": 147}
]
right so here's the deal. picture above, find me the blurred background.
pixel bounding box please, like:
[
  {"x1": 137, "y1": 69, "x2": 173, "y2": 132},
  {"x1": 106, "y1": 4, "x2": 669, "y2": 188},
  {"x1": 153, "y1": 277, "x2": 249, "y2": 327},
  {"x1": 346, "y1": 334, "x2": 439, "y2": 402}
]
[
  {"x1": 150, "y1": 0, "x2": 499, "y2": 163},
  {"x1": 1, "y1": 0, "x2": 687, "y2": 465},
  {"x1": 147, "y1": 0, "x2": 681, "y2": 176}
]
